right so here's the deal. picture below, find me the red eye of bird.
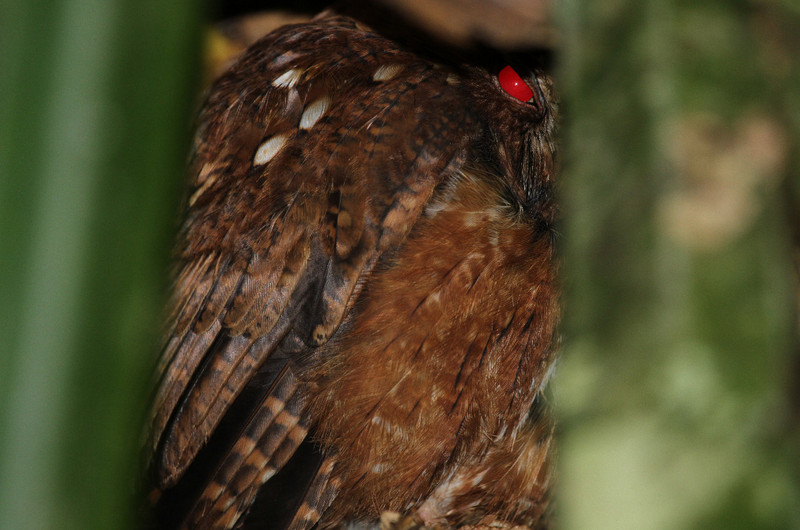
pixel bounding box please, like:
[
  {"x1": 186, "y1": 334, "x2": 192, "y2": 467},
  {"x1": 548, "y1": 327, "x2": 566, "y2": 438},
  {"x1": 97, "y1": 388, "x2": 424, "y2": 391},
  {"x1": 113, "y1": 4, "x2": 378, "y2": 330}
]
[{"x1": 498, "y1": 65, "x2": 534, "y2": 103}]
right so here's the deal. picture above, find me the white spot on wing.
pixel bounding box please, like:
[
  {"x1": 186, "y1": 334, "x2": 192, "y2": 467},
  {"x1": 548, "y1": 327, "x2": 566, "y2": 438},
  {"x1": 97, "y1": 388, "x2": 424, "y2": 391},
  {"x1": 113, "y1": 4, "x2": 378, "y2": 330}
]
[
  {"x1": 424, "y1": 201, "x2": 447, "y2": 217},
  {"x1": 371, "y1": 463, "x2": 388, "y2": 473},
  {"x1": 463, "y1": 211, "x2": 483, "y2": 227},
  {"x1": 272, "y1": 68, "x2": 302, "y2": 88},
  {"x1": 259, "y1": 468, "x2": 276, "y2": 484},
  {"x1": 489, "y1": 229, "x2": 500, "y2": 247},
  {"x1": 271, "y1": 51, "x2": 299, "y2": 68},
  {"x1": 253, "y1": 134, "x2": 288, "y2": 165},
  {"x1": 372, "y1": 64, "x2": 403, "y2": 82},
  {"x1": 188, "y1": 173, "x2": 215, "y2": 206},
  {"x1": 299, "y1": 97, "x2": 329, "y2": 129},
  {"x1": 540, "y1": 358, "x2": 558, "y2": 389}
]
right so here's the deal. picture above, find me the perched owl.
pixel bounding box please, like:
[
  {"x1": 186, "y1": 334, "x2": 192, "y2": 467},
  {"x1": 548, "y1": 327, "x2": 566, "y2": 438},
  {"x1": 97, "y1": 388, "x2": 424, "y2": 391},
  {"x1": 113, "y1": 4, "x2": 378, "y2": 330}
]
[{"x1": 145, "y1": 11, "x2": 558, "y2": 530}]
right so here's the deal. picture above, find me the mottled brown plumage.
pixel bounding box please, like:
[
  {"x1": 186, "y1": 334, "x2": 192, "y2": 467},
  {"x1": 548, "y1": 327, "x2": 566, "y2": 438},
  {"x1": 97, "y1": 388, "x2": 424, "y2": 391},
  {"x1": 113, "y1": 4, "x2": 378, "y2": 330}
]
[{"x1": 145, "y1": 12, "x2": 558, "y2": 530}]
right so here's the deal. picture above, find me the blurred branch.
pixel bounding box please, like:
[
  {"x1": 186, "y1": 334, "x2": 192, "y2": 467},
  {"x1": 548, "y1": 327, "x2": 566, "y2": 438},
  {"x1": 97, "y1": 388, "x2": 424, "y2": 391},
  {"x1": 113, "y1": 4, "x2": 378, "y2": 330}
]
[
  {"x1": 208, "y1": 0, "x2": 556, "y2": 76},
  {"x1": 372, "y1": 0, "x2": 556, "y2": 48}
]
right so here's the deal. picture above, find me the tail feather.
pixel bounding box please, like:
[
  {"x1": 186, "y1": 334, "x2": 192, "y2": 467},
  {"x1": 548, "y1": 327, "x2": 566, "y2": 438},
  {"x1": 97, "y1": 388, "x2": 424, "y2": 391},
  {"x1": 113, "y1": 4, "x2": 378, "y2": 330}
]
[
  {"x1": 287, "y1": 456, "x2": 340, "y2": 530},
  {"x1": 183, "y1": 367, "x2": 302, "y2": 527}
]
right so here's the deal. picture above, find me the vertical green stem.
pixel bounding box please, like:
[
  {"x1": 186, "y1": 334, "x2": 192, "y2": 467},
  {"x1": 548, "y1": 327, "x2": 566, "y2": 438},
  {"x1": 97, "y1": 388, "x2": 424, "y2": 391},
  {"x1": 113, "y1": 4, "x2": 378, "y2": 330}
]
[{"x1": 0, "y1": 1, "x2": 202, "y2": 528}]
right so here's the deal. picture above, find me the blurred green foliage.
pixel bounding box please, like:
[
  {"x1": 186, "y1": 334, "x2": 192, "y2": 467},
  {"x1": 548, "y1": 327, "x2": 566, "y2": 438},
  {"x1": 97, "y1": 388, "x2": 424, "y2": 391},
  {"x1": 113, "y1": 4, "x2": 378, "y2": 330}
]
[
  {"x1": 556, "y1": 0, "x2": 800, "y2": 528},
  {"x1": 0, "y1": 1, "x2": 202, "y2": 528}
]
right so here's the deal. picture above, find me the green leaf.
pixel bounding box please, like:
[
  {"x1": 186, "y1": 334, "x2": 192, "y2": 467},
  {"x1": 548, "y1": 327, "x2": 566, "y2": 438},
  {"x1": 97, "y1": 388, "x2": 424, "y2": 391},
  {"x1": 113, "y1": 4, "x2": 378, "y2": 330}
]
[{"x1": 0, "y1": 1, "x2": 203, "y2": 528}]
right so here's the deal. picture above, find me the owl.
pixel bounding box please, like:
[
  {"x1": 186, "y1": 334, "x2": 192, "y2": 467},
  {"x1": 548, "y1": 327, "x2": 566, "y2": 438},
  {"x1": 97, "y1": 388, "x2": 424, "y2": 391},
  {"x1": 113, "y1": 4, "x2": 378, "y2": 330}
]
[{"x1": 145, "y1": 11, "x2": 558, "y2": 530}]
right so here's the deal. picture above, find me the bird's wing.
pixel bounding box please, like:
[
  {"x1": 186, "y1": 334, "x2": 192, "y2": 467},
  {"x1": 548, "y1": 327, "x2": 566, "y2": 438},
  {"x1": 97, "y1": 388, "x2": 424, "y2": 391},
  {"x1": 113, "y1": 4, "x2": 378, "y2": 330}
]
[{"x1": 147, "y1": 14, "x2": 474, "y2": 529}]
